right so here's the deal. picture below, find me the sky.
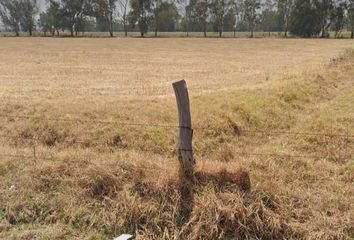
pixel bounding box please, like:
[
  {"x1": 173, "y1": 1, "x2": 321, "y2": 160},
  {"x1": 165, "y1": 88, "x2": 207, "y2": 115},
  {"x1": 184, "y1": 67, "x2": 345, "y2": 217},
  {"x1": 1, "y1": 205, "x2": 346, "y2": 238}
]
[{"x1": 38, "y1": 0, "x2": 46, "y2": 11}]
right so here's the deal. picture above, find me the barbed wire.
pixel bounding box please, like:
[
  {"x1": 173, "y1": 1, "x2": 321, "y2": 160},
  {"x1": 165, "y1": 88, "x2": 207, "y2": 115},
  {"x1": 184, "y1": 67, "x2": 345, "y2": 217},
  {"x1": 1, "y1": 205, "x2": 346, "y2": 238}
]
[
  {"x1": 0, "y1": 149, "x2": 351, "y2": 163},
  {"x1": 0, "y1": 135, "x2": 177, "y2": 157},
  {"x1": 2, "y1": 134, "x2": 353, "y2": 168},
  {"x1": 1, "y1": 131, "x2": 353, "y2": 149},
  {"x1": 237, "y1": 129, "x2": 354, "y2": 138},
  {"x1": 1, "y1": 113, "x2": 353, "y2": 138},
  {"x1": 232, "y1": 151, "x2": 350, "y2": 161},
  {"x1": 0, "y1": 114, "x2": 180, "y2": 128},
  {"x1": 0, "y1": 153, "x2": 178, "y2": 173},
  {"x1": 0, "y1": 83, "x2": 227, "y2": 100},
  {"x1": 0, "y1": 81, "x2": 245, "y2": 94},
  {"x1": 0, "y1": 111, "x2": 353, "y2": 164}
]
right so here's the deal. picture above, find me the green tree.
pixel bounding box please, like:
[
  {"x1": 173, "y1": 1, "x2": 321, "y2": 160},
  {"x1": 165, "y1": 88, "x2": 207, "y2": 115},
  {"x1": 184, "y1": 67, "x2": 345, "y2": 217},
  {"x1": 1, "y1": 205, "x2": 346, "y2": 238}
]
[
  {"x1": 230, "y1": 0, "x2": 243, "y2": 37},
  {"x1": 151, "y1": 0, "x2": 162, "y2": 37},
  {"x1": 289, "y1": 0, "x2": 320, "y2": 37},
  {"x1": 222, "y1": 7, "x2": 236, "y2": 33},
  {"x1": 277, "y1": 0, "x2": 294, "y2": 37},
  {"x1": 243, "y1": 0, "x2": 260, "y2": 38},
  {"x1": 0, "y1": 0, "x2": 22, "y2": 36},
  {"x1": 330, "y1": 2, "x2": 346, "y2": 38},
  {"x1": 45, "y1": 0, "x2": 62, "y2": 36},
  {"x1": 151, "y1": 1, "x2": 179, "y2": 35},
  {"x1": 348, "y1": 0, "x2": 354, "y2": 38},
  {"x1": 314, "y1": 0, "x2": 333, "y2": 38},
  {"x1": 260, "y1": 0, "x2": 279, "y2": 35},
  {"x1": 210, "y1": 0, "x2": 231, "y2": 37},
  {"x1": 59, "y1": 0, "x2": 90, "y2": 36},
  {"x1": 39, "y1": 11, "x2": 53, "y2": 36},
  {"x1": 191, "y1": 0, "x2": 210, "y2": 37},
  {"x1": 90, "y1": 0, "x2": 117, "y2": 37},
  {"x1": 176, "y1": 0, "x2": 192, "y2": 36},
  {"x1": 118, "y1": 0, "x2": 129, "y2": 36},
  {"x1": 128, "y1": 0, "x2": 153, "y2": 37},
  {"x1": 20, "y1": 0, "x2": 38, "y2": 36}
]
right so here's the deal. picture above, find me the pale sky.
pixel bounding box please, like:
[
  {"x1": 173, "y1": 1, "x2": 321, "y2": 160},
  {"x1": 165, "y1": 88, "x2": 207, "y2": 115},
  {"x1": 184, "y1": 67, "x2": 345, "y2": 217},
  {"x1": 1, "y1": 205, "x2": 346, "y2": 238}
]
[{"x1": 38, "y1": 0, "x2": 46, "y2": 11}]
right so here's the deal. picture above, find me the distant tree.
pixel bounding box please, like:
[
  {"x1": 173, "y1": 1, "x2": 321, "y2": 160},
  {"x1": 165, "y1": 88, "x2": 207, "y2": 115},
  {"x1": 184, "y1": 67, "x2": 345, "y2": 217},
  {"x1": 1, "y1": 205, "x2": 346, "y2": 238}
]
[
  {"x1": 176, "y1": 0, "x2": 192, "y2": 36},
  {"x1": 19, "y1": 0, "x2": 38, "y2": 36},
  {"x1": 0, "y1": 0, "x2": 22, "y2": 36},
  {"x1": 39, "y1": 11, "x2": 53, "y2": 36},
  {"x1": 260, "y1": 0, "x2": 279, "y2": 35},
  {"x1": 41, "y1": 0, "x2": 62, "y2": 36},
  {"x1": 330, "y1": 1, "x2": 346, "y2": 38},
  {"x1": 243, "y1": 0, "x2": 260, "y2": 38},
  {"x1": 117, "y1": 0, "x2": 129, "y2": 36},
  {"x1": 289, "y1": 0, "x2": 320, "y2": 37},
  {"x1": 151, "y1": 1, "x2": 179, "y2": 35},
  {"x1": 47, "y1": 0, "x2": 62, "y2": 36},
  {"x1": 277, "y1": 0, "x2": 294, "y2": 37},
  {"x1": 151, "y1": 0, "x2": 162, "y2": 36},
  {"x1": 90, "y1": 0, "x2": 117, "y2": 37},
  {"x1": 128, "y1": 0, "x2": 153, "y2": 37},
  {"x1": 230, "y1": 0, "x2": 243, "y2": 37},
  {"x1": 73, "y1": 14, "x2": 89, "y2": 35},
  {"x1": 159, "y1": 2, "x2": 179, "y2": 31},
  {"x1": 222, "y1": 6, "x2": 236, "y2": 33},
  {"x1": 191, "y1": 0, "x2": 210, "y2": 37},
  {"x1": 314, "y1": 0, "x2": 333, "y2": 37},
  {"x1": 348, "y1": 0, "x2": 354, "y2": 38},
  {"x1": 59, "y1": 0, "x2": 90, "y2": 36},
  {"x1": 210, "y1": 0, "x2": 232, "y2": 37}
]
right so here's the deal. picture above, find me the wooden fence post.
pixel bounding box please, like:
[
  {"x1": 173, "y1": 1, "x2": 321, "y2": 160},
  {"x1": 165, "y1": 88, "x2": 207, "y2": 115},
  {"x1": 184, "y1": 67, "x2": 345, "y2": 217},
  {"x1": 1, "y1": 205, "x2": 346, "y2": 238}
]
[
  {"x1": 173, "y1": 80, "x2": 195, "y2": 226},
  {"x1": 173, "y1": 80, "x2": 195, "y2": 174}
]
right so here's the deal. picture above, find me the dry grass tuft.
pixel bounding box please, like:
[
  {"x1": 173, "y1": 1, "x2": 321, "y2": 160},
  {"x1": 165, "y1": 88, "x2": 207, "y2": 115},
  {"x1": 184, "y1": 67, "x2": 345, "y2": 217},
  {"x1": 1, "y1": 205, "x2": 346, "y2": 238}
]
[
  {"x1": 195, "y1": 168, "x2": 251, "y2": 192},
  {"x1": 181, "y1": 192, "x2": 291, "y2": 240}
]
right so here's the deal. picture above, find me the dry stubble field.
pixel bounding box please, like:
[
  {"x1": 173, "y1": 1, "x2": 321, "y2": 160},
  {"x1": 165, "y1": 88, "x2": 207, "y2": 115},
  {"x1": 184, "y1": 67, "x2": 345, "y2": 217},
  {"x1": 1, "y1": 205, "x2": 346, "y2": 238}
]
[{"x1": 0, "y1": 38, "x2": 354, "y2": 239}]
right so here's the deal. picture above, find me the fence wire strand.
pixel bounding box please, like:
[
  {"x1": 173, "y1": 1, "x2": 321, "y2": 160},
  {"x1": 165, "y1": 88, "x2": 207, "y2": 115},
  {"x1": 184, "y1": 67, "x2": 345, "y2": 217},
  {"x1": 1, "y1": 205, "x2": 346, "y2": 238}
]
[
  {"x1": 0, "y1": 114, "x2": 180, "y2": 128},
  {"x1": 1, "y1": 113, "x2": 353, "y2": 163},
  {"x1": 1, "y1": 113, "x2": 353, "y2": 138},
  {"x1": 0, "y1": 153, "x2": 178, "y2": 173},
  {"x1": 0, "y1": 150, "x2": 351, "y2": 164}
]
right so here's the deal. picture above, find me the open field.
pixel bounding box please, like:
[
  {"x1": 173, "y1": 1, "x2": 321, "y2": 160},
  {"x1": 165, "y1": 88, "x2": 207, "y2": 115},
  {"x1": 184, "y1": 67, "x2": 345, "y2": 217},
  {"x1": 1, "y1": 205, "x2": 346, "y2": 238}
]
[
  {"x1": 1, "y1": 38, "x2": 354, "y2": 99},
  {"x1": 0, "y1": 38, "x2": 354, "y2": 239}
]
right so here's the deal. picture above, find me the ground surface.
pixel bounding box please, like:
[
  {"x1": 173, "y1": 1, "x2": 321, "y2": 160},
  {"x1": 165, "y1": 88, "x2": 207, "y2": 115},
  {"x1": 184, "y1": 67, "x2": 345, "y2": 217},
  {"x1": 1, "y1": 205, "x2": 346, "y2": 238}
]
[
  {"x1": 0, "y1": 38, "x2": 353, "y2": 98},
  {"x1": 0, "y1": 38, "x2": 353, "y2": 239}
]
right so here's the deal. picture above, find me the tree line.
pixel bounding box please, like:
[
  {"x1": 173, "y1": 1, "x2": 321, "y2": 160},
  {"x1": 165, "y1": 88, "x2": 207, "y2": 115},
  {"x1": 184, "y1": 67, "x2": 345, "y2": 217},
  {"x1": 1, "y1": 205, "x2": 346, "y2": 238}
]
[{"x1": 0, "y1": 0, "x2": 353, "y2": 38}]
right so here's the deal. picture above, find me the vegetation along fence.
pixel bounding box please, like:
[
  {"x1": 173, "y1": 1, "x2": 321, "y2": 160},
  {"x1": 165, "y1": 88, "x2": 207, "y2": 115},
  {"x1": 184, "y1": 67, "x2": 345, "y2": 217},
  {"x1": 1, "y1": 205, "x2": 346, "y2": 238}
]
[{"x1": 1, "y1": 80, "x2": 353, "y2": 169}]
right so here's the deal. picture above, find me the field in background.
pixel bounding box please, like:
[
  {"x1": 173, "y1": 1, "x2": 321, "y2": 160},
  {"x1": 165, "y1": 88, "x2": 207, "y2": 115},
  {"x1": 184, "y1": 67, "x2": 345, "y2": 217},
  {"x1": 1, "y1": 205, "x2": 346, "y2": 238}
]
[
  {"x1": 0, "y1": 38, "x2": 354, "y2": 239},
  {"x1": 0, "y1": 31, "x2": 353, "y2": 38},
  {"x1": 1, "y1": 38, "x2": 354, "y2": 100}
]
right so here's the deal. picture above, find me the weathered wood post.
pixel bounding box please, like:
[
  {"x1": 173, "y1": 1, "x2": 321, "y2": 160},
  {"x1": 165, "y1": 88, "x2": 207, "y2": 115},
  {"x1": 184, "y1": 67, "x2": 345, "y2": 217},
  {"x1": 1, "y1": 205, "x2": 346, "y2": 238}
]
[
  {"x1": 173, "y1": 80, "x2": 195, "y2": 226},
  {"x1": 173, "y1": 80, "x2": 195, "y2": 175}
]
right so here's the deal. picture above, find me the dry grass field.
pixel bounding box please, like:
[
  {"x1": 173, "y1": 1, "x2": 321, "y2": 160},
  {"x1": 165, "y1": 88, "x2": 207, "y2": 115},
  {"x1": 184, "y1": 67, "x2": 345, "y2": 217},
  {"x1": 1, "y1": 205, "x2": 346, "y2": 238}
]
[{"x1": 0, "y1": 38, "x2": 354, "y2": 239}]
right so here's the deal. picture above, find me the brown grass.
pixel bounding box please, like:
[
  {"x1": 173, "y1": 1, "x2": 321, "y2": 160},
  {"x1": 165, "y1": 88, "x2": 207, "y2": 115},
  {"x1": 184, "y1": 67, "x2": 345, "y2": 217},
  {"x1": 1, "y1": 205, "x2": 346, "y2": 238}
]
[{"x1": 0, "y1": 38, "x2": 354, "y2": 239}]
